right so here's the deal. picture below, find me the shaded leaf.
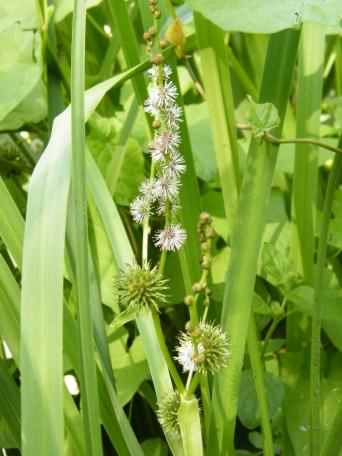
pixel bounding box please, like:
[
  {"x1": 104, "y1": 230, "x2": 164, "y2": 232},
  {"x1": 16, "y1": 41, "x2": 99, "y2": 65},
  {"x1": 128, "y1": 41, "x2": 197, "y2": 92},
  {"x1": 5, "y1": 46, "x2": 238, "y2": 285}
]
[{"x1": 238, "y1": 369, "x2": 285, "y2": 429}]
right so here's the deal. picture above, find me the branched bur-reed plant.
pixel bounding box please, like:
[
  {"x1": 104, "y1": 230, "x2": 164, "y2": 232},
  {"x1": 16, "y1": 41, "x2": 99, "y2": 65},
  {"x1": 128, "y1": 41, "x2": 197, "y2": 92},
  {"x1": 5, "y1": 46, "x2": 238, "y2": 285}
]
[{"x1": 114, "y1": 11, "x2": 230, "y2": 451}]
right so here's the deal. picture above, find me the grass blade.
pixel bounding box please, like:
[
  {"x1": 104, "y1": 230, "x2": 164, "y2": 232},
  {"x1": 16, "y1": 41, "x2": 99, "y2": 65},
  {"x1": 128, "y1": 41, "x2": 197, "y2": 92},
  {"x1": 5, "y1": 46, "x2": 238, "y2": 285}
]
[
  {"x1": 0, "y1": 362, "x2": 21, "y2": 448},
  {"x1": 0, "y1": 178, "x2": 24, "y2": 266},
  {"x1": 293, "y1": 23, "x2": 325, "y2": 285},
  {"x1": 194, "y1": 13, "x2": 241, "y2": 223},
  {"x1": 70, "y1": 1, "x2": 103, "y2": 453}
]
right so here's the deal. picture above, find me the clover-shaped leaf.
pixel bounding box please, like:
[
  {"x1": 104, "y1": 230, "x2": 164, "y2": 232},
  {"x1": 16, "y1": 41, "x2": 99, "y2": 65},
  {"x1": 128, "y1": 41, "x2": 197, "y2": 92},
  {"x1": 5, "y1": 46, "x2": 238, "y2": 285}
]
[{"x1": 247, "y1": 96, "x2": 280, "y2": 138}]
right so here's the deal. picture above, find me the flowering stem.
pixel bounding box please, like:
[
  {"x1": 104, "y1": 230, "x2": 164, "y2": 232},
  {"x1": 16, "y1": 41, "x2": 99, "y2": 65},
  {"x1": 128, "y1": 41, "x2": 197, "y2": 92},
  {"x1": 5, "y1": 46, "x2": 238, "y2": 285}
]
[
  {"x1": 158, "y1": 250, "x2": 167, "y2": 275},
  {"x1": 142, "y1": 163, "x2": 156, "y2": 264},
  {"x1": 158, "y1": 208, "x2": 172, "y2": 275},
  {"x1": 187, "y1": 374, "x2": 200, "y2": 396},
  {"x1": 185, "y1": 369, "x2": 194, "y2": 394},
  {"x1": 200, "y1": 375, "x2": 210, "y2": 444}
]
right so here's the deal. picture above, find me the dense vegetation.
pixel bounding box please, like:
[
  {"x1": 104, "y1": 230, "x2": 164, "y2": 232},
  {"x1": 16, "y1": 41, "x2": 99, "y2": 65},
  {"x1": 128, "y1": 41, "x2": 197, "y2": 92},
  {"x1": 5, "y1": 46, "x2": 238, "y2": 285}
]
[{"x1": 1, "y1": 1, "x2": 342, "y2": 455}]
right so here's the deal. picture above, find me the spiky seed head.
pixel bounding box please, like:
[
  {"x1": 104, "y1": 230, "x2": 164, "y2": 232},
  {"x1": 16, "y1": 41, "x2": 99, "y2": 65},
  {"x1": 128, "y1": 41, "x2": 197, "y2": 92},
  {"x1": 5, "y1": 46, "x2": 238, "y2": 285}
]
[
  {"x1": 115, "y1": 263, "x2": 168, "y2": 312},
  {"x1": 194, "y1": 322, "x2": 230, "y2": 374},
  {"x1": 157, "y1": 391, "x2": 181, "y2": 436},
  {"x1": 175, "y1": 322, "x2": 230, "y2": 375}
]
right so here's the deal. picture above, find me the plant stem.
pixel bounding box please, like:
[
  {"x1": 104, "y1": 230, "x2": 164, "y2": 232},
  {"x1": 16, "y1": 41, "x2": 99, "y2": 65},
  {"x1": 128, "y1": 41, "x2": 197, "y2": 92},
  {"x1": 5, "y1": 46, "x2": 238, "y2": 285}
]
[
  {"x1": 199, "y1": 374, "x2": 210, "y2": 444},
  {"x1": 142, "y1": 163, "x2": 156, "y2": 264},
  {"x1": 158, "y1": 249, "x2": 167, "y2": 275},
  {"x1": 261, "y1": 297, "x2": 287, "y2": 357},
  {"x1": 237, "y1": 124, "x2": 342, "y2": 157},
  {"x1": 247, "y1": 315, "x2": 274, "y2": 456},
  {"x1": 185, "y1": 369, "x2": 194, "y2": 394},
  {"x1": 265, "y1": 132, "x2": 342, "y2": 156},
  {"x1": 310, "y1": 150, "x2": 342, "y2": 454}
]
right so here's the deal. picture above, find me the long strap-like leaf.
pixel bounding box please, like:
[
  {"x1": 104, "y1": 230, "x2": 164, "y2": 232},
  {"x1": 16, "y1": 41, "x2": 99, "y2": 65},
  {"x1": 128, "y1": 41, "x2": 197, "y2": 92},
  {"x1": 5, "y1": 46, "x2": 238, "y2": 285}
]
[
  {"x1": 210, "y1": 30, "x2": 300, "y2": 455},
  {"x1": 20, "y1": 65, "x2": 146, "y2": 456}
]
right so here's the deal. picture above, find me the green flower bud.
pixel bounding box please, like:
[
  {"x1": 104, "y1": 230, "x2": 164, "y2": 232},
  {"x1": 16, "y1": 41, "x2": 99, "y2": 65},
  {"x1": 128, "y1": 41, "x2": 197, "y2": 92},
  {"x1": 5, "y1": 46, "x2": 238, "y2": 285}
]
[
  {"x1": 115, "y1": 263, "x2": 168, "y2": 312},
  {"x1": 157, "y1": 391, "x2": 181, "y2": 436}
]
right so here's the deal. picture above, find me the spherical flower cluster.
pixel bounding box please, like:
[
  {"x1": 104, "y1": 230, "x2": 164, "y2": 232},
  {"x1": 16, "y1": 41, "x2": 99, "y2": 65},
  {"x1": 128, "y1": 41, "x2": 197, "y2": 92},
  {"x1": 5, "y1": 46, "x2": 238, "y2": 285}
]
[
  {"x1": 175, "y1": 322, "x2": 230, "y2": 375},
  {"x1": 130, "y1": 64, "x2": 187, "y2": 252},
  {"x1": 157, "y1": 391, "x2": 181, "y2": 436},
  {"x1": 115, "y1": 263, "x2": 168, "y2": 312}
]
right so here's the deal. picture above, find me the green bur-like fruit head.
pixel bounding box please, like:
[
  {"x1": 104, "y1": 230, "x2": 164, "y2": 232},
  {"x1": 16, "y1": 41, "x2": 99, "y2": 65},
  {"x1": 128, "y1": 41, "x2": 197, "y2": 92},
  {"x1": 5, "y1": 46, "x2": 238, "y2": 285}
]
[{"x1": 115, "y1": 263, "x2": 168, "y2": 312}]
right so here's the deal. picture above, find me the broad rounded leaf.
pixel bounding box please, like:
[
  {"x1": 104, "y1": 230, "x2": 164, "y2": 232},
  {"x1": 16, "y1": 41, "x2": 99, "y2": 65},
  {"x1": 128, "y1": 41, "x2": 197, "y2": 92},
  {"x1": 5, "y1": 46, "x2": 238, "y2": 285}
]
[{"x1": 187, "y1": 0, "x2": 342, "y2": 34}]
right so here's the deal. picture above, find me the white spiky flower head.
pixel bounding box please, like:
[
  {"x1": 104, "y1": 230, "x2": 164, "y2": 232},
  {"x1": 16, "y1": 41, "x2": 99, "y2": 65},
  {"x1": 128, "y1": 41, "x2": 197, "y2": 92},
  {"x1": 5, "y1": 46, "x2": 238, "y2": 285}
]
[
  {"x1": 153, "y1": 174, "x2": 180, "y2": 201},
  {"x1": 144, "y1": 81, "x2": 178, "y2": 116},
  {"x1": 162, "y1": 151, "x2": 186, "y2": 178},
  {"x1": 154, "y1": 224, "x2": 187, "y2": 251},
  {"x1": 175, "y1": 322, "x2": 230, "y2": 375},
  {"x1": 149, "y1": 131, "x2": 181, "y2": 161},
  {"x1": 144, "y1": 86, "x2": 162, "y2": 117},
  {"x1": 157, "y1": 198, "x2": 180, "y2": 216},
  {"x1": 175, "y1": 337, "x2": 204, "y2": 373},
  {"x1": 139, "y1": 179, "x2": 157, "y2": 200},
  {"x1": 147, "y1": 64, "x2": 172, "y2": 81},
  {"x1": 130, "y1": 196, "x2": 151, "y2": 224},
  {"x1": 165, "y1": 104, "x2": 183, "y2": 130}
]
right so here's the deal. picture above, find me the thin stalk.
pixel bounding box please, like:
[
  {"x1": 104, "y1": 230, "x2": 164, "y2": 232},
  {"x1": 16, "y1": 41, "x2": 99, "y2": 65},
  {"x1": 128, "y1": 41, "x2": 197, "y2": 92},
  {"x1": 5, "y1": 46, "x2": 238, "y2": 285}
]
[
  {"x1": 142, "y1": 161, "x2": 156, "y2": 264},
  {"x1": 237, "y1": 125, "x2": 342, "y2": 156},
  {"x1": 310, "y1": 150, "x2": 342, "y2": 454},
  {"x1": 70, "y1": 1, "x2": 103, "y2": 455},
  {"x1": 247, "y1": 316, "x2": 274, "y2": 456},
  {"x1": 265, "y1": 133, "x2": 342, "y2": 156},
  {"x1": 158, "y1": 249, "x2": 167, "y2": 275},
  {"x1": 200, "y1": 374, "x2": 210, "y2": 444},
  {"x1": 185, "y1": 370, "x2": 194, "y2": 393}
]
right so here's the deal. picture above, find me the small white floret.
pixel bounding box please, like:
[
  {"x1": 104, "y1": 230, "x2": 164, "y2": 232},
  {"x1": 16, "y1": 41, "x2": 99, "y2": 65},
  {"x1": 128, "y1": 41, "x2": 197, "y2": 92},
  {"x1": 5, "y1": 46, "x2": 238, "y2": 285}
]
[{"x1": 154, "y1": 224, "x2": 187, "y2": 251}]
